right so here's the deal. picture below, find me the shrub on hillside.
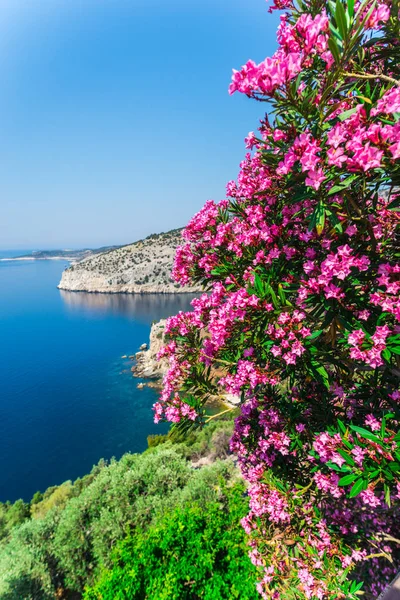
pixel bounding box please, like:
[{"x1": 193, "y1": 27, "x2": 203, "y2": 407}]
[
  {"x1": 84, "y1": 481, "x2": 258, "y2": 600},
  {"x1": 0, "y1": 422, "x2": 242, "y2": 599}
]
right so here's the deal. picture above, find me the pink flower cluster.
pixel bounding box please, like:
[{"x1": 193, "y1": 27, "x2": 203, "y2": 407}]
[
  {"x1": 325, "y1": 104, "x2": 400, "y2": 171},
  {"x1": 299, "y1": 244, "x2": 370, "y2": 303},
  {"x1": 370, "y1": 263, "x2": 400, "y2": 322},
  {"x1": 266, "y1": 310, "x2": 309, "y2": 365},
  {"x1": 230, "y1": 399, "x2": 291, "y2": 477},
  {"x1": 277, "y1": 132, "x2": 325, "y2": 190},
  {"x1": 153, "y1": 394, "x2": 197, "y2": 424},
  {"x1": 229, "y1": 11, "x2": 329, "y2": 98},
  {"x1": 348, "y1": 325, "x2": 391, "y2": 368}
]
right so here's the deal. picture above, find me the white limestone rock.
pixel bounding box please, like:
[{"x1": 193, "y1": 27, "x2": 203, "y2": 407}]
[{"x1": 58, "y1": 229, "x2": 202, "y2": 294}]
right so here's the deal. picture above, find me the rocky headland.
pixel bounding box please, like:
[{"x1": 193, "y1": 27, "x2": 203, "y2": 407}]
[{"x1": 58, "y1": 229, "x2": 202, "y2": 294}]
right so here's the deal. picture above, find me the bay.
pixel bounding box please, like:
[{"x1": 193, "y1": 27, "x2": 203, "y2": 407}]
[{"x1": 0, "y1": 255, "x2": 196, "y2": 502}]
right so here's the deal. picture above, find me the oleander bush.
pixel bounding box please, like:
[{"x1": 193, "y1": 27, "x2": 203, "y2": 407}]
[{"x1": 154, "y1": 1, "x2": 400, "y2": 597}]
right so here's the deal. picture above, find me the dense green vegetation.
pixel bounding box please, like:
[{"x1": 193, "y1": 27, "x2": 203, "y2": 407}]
[
  {"x1": 0, "y1": 419, "x2": 257, "y2": 600},
  {"x1": 84, "y1": 482, "x2": 255, "y2": 600}
]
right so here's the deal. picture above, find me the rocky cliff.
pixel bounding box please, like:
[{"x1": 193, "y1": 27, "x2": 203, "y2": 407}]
[
  {"x1": 132, "y1": 320, "x2": 168, "y2": 380},
  {"x1": 58, "y1": 229, "x2": 201, "y2": 294}
]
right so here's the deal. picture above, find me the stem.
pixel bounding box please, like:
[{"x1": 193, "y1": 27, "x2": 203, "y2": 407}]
[
  {"x1": 343, "y1": 72, "x2": 400, "y2": 86},
  {"x1": 205, "y1": 408, "x2": 235, "y2": 423},
  {"x1": 213, "y1": 358, "x2": 236, "y2": 366}
]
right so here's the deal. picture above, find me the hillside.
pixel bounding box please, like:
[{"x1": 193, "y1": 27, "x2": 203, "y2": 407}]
[
  {"x1": 58, "y1": 229, "x2": 201, "y2": 294},
  {"x1": 0, "y1": 418, "x2": 258, "y2": 600}
]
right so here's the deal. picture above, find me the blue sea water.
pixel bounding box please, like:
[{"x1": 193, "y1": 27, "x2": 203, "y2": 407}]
[{"x1": 0, "y1": 255, "x2": 196, "y2": 502}]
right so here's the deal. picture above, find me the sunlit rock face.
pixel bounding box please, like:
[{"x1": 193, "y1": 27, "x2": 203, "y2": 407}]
[{"x1": 58, "y1": 229, "x2": 201, "y2": 294}]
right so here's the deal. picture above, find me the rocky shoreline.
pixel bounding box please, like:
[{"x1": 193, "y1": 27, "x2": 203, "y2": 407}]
[
  {"x1": 131, "y1": 320, "x2": 241, "y2": 409},
  {"x1": 131, "y1": 320, "x2": 168, "y2": 386}
]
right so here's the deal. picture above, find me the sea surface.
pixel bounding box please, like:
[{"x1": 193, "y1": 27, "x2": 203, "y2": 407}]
[{"x1": 0, "y1": 254, "x2": 196, "y2": 502}]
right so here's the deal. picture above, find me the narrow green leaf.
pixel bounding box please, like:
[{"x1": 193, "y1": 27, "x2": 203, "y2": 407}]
[
  {"x1": 325, "y1": 208, "x2": 343, "y2": 233},
  {"x1": 338, "y1": 473, "x2": 358, "y2": 486},
  {"x1": 335, "y1": 0, "x2": 348, "y2": 39},
  {"x1": 389, "y1": 462, "x2": 400, "y2": 472},
  {"x1": 254, "y1": 273, "x2": 264, "y2": 296},
  {"x1": 277, "y1": 284, "x2": 286, "y2": 305},
  {"x1": 326, "y1": 461, "x2": 350, "y2": 472},
  {"x1": 381, "y1": 416, "x2": 387, "y2": 438},
  {"x1": 340, "y1": 173, "x2": 358, "y2": 188},
  {"x1": 349, "y1": 478, "x2": 366, "y2": 498},
  {"x1": 328, "y1": 37, "x2": 341, "y2": 64},
  {"x1": 315, "y1": 202, "x2": 326, "y2": 235},
  {"x1": 348, "y1": 0, "x2": 355, "y2": 18},
  {"x1": 337, "y1": 448, "x2": 355, "y2": 466},
  {"x1": 306, "y1": 330, "x2": 323, "y2": 341},
  {"x1": 384, "y1": 484, "x2": 391, "y2": 507},
  {"x1": 349, "y1": 425, "x2": 381, "y2": 442},
  {"x1": 387, "y1": 195, "x2": 400, "y2": 211},
  {"x1": 267, "y1": 284, "x2": 279, "y2": 309},
  {"x1": 337, "y1": 106, "x2": 358, "y2": 121}
]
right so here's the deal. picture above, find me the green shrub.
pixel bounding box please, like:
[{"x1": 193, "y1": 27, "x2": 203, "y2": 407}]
[
  {"x1": 0, "y1": 421, "x2": 243, "y2": 599},
  {"x1": 30, "y1": 482, "x2": 74, "y2": 519},
  {"x1": 84, "y1": 481, "x2": 258, "y2": 600}
]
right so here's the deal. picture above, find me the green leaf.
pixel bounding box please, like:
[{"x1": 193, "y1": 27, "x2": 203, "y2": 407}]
[
  {"x1": 387, "y1": 195, "x2": 400, "y2": 210},
  {"x1": 338, "y1": 473, "x2": 358, "y2": 486},
  {"x1": 278, "y1": 284, "x2": 286, "y2": 305},
  {"x1": 368, "y1": 469, "x2": 380, "y2": 479},
  {"x1": 384, "y1": 484, "x2": 391, "y2": 507},
  {"x1": 381, "y1": 416, "x2": 387, "y2": 437},
  {"x1": 328, "y1": 37, "x2": 341, "y2": 64},
  {"x1": 311, "y1": 360, "x2": 330, "y2": 388},
  {"x1": 315, "y1": 202, "x2": 326, "y2": 235},
  {"x1": 328, "y1": 174, "x2": 358, "y2": 195},
  {"x1": 325, "y1": 208, "x2": 343, "y2": 232},
  {"x1": 337, "y1": 419, "x2": 347, "y2": 435},
  {"x1": 348, "y1": 0, "x2": 355, "y2": 18},
  {"x1": 306, "y1": 330, "x2": 323, "y2": 341},
  {"x1": 337, "y1": 107, "x2": 358, "y2": 121},
  {"x1": 266, "y1": 284, "x2": 279, "y2": 309},
  {"x1": 389, "y1": 462, "x2": 400, "y2": 472},
  {"x1": 335, "y1": 0, "x2": 348, "y2": 39},
  {"x1": 337, "y1": 448, "x2": 355, "y2": 466},
  {"x1": 326, "y1": 461, "x2": 350, "y2": 472},
  {"x1": 349, "y1": 478, "x2": 366, "y2": 498},
  {"x1": 254, "y1": 273, "x2": 264, "y2": 297},
  {"x1": 349, "y1": 425, "x2": 381, "y2": 442}
]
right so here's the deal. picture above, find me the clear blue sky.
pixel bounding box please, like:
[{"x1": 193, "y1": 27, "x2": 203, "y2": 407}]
[{"x1": 0, "y1": 0, "x2": 279, "y2": 249}]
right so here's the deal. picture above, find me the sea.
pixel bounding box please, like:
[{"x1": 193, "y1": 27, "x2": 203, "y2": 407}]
[{"x1": 0, "y1": 253, "x2": 196, "y2": 502}]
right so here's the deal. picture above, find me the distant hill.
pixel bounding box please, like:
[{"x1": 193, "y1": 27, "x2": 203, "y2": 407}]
[
  {"x1": 8, "y1": 246, "x2": 120, "y2": 262},
  {"x1": 58, "y1": 229, "x2": 201, "y2": 294}
]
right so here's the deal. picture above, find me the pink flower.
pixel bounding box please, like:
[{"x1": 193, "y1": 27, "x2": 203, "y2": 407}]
[
  {"x1": 348, "y1": 329, "x2": 365, "y2": 346},
  {"x1": 365, "y1": 414, "x2": 381, "y2": 431},
  {"x1": 305, "y1": 168, "x2": 325, "y2": 190}
]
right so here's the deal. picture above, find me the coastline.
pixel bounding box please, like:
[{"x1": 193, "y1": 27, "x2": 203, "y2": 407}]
[
  {"x1": 58, "y1": 286, "x2": 201, "y2": 294},
  {"x1": 0, "y1": 257, "x2": 74, "y2": 262}
]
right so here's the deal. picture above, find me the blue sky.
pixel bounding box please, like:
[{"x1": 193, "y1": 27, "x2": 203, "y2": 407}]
[{"x1": 0, "y1": 0, "x2": 279, "y2": 249}]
